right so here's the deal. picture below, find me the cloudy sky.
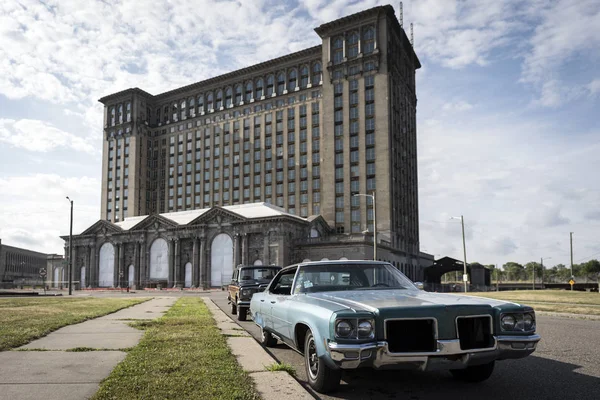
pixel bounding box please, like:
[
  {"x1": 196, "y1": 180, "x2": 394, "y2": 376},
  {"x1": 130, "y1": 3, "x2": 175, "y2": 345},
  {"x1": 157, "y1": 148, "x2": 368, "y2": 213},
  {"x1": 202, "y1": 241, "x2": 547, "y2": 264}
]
[{"x1": 0, "y1": 0, "x2": 598, "y2": 269}]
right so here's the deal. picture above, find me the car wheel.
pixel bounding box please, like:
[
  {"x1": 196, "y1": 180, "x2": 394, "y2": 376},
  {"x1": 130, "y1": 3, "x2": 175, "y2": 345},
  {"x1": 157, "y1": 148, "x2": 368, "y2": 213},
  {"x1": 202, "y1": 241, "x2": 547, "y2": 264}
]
[
  {"x1": 304, "y1": 330, "x2": 341, "y2": 393},
  {"x1": 237, "y1": 306, "x2": 247, "y2": 321},
  {"x1": 260, "y1": 327, "x2": 278, "y2": 347},
  {"x1": 230, "y1": 300, "x2": 237, "y2": 315},
  {"x1": 450, "y1": 361, "x2": 495, "y2": 382}
]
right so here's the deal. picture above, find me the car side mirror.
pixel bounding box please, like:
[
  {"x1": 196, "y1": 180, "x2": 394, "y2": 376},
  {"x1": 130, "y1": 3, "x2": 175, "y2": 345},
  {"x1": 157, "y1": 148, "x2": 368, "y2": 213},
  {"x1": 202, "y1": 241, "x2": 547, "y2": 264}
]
[{"x1": 414, "y1": 282, "x2": 424, "y2": 290}]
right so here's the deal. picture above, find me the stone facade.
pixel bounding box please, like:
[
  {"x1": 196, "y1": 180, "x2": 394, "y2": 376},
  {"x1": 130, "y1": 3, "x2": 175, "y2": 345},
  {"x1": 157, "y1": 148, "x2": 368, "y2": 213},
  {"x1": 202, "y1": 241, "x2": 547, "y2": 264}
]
[
  {"x1": 86, "y1": 5, "x2": 429, "y2": 286},
  {"x1": 0, "y1": 239, "x2": 49, "y2": 287}
]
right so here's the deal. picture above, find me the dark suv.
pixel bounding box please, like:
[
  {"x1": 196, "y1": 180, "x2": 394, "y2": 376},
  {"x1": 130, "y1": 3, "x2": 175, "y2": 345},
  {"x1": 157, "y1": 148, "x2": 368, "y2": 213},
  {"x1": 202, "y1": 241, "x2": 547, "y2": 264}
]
[{"x1": 227, "y1": 264, "x2": 281, "y2": 321}]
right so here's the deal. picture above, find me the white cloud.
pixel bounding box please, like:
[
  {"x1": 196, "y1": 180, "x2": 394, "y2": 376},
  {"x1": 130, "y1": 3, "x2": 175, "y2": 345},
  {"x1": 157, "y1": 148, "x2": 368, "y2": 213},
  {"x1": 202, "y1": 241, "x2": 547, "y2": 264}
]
[
  {"x1": 0, "y1": 119, "x2": 96, "y2": 154},
  {"x1": 0, "y1": 174, "x2": 99, "y2": 253},
  {"x1": 442, "y1": 100, "x2": 473, "y2": 112},
  {"x1": 521, "y1": 0, "x2": 600, "y2": 106}
]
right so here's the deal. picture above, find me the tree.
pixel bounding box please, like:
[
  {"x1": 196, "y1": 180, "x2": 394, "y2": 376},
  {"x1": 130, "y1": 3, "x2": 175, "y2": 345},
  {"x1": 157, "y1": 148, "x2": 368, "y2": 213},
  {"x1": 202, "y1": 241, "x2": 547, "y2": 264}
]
[
  {"x1": 582, "y1": 260, "x2": 600, "y2": 280},
  {"x1": 503, "y1": 262, "x2": 525, "y2": 281},
  {"x1": 524, "y1": 262, "x2": 543, "y2": 282}
]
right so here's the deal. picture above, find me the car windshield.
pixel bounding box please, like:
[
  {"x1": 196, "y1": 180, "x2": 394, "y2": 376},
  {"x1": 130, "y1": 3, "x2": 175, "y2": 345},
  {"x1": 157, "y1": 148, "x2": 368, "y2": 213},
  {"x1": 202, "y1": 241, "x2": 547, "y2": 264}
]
[
  {"x1": 239, "y1": 267, "x2": 279, "y2": 281},
  {"x1": 293, "y1": 263, "x2": 418, "y2": 294}
]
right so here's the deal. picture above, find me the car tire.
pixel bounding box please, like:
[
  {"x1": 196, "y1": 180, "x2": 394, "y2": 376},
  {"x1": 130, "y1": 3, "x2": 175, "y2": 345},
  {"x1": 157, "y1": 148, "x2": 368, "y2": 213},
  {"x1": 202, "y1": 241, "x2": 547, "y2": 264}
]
[
  {"x1": 450, "y1": 361, "x2": 495, "y2": 382},
  {"x1": 237, "y1": 306, "x2": 247, "y2": 321},
  {"x1": 260, "y1": 327, "x2": 278, "y2": 347},
  {"x1": 304, "y1": 331, "x2": 341, "y2": 393},
  {"x1": 230, "y1": 300, "x2": 237, "y2": 315}
]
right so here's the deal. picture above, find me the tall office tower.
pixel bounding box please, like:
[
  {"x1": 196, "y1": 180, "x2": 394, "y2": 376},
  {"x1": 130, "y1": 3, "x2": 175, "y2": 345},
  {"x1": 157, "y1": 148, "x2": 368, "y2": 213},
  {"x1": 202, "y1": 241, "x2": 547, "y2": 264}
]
[{"x1": 98, "y1": 5, "x2": 420, "y2": 259}]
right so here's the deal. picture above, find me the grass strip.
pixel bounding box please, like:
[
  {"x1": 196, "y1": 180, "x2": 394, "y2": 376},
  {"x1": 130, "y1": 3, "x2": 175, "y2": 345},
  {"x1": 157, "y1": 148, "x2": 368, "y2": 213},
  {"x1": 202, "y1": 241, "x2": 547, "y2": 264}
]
[
  {"x1": 266, "y1": 362, "x2": 296, "y2": 376},
  {"x1": 467, "y1": 291, "x2": 600, "y2": 315},
  {"x1": 92, "y1": 297, "x2": 259, "y2": 400},
  {"x1": 0, "y1": 297, "x2": 147, "y2": 351}
]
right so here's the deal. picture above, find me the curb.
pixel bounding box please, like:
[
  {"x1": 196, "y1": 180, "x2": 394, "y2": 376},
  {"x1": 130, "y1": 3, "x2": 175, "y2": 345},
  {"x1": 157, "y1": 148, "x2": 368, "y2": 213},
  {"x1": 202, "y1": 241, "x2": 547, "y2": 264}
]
[
  {"x1": 202, "y1": 298, "x2": 313, "y2": 400},
  {"x1": 536, "y1": 311, "x2": 600, "y2": 320}
]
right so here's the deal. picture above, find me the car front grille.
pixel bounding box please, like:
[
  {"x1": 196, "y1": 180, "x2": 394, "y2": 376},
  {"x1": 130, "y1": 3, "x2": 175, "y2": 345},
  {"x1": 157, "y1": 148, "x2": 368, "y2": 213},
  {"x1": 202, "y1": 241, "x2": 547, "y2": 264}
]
[
  {"x1": 386, "y1": 319, "x2": 437, "y2": 353},
  {"x1": 456, "y1": 316, "x2": 495, "y2": 350}
]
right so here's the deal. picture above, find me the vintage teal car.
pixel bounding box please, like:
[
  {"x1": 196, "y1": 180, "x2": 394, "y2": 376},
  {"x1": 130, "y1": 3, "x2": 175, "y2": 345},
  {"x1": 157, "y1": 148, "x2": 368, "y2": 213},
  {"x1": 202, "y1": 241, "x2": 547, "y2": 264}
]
[{"x1": 250, "y1": 260, "x2": 540, "y2": 393}]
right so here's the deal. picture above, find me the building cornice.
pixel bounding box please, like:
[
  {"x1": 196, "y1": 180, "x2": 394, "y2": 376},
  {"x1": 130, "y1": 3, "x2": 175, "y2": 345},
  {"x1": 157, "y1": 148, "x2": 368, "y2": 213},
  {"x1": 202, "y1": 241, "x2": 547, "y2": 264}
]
[{"x1": 97, "y1": 45, "x2": 322, "y2": 106}]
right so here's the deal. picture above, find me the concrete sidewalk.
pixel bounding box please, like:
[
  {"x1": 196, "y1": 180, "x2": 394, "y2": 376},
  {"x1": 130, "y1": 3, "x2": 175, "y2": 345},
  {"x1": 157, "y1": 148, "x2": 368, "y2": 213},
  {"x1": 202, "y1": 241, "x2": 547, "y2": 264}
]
[
  {"x1": 0, "y1": 297, "x2": 176, "y2": 400},
  {"x1": 203, "y1": 298, "x2": 313, "y2": 400}
]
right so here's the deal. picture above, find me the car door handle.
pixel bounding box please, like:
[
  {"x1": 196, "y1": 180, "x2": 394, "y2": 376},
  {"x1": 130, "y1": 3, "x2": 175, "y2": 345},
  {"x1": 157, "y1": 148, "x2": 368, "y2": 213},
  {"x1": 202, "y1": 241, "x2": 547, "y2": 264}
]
[
  {"x1": 260, "y1": 299, "x2": 265, "y2": 302},
  {"x1": 270, "y1": 301, "x2": 276, "y2": 304}
]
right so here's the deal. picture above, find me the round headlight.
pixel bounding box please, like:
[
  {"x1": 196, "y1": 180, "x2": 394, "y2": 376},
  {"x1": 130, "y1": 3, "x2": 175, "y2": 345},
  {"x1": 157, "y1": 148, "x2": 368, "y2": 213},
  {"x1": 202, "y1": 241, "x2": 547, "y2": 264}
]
[
  {"x1": 241, "y1": 289, "x2": 251, "y2": 297},
  {"x1": 336, "y1": 320, "x2": 353, "y2": 337},
  {"x1": 357, "y1": 320, "x2": 373, "y2": 337},
  {"x1": 501, "y1": 314, "x2": 516, "y2": 331},
  {"x1": 523, "y1": 313, "x2": 535, "y2": 330}
]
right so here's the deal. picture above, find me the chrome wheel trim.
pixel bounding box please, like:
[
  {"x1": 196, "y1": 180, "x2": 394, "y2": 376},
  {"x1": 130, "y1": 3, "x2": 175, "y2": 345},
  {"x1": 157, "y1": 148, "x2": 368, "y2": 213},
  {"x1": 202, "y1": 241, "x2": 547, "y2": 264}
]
[{"x1": 307, "y1": 336, "x2": 319, "y2": 380}]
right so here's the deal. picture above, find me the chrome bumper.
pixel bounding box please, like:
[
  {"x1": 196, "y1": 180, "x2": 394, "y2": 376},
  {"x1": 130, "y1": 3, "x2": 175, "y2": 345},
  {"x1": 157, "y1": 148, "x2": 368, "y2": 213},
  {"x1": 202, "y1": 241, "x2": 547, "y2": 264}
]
[
  {"x1": 236, "y1": 300, "x2": 250, "y2": 307},
  {"x1": 327, "y1": 334, "x2": 540, "y2": 371}
]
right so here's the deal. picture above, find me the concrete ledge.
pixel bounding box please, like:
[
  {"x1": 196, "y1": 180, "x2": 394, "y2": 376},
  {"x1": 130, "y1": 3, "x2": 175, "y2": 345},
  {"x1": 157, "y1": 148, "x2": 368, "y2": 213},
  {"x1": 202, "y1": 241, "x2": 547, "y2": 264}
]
[
  {"x1": 250, "y1": 371, "x2": 314, "y2": 399},
  {"x1": 202, "y1": 298, "x2": 312, "y2": 400},
  {"x1": 227, "y1": 336, "x2": 276, "y2": 372}
]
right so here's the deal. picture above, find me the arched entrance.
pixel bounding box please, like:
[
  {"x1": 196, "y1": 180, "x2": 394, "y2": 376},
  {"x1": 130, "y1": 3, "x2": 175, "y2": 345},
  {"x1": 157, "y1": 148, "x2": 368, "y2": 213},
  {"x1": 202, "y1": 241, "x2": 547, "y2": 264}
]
[
  {"x1": 128, "y1": 264, "x2": 134, "y2": 287},
  {"x1": 184, "y1": 262, "x2": 192, "y2": 288},
  {"x1": 253, "y1": 259, "x2": 263, "y2": 266},
  {"x1": 211, "y1": 233, "x2": 233, "y2": 287},
  {"x1": 99, "y1": 243, "x2": 115, "y2": 287},
  {"x1": 150, "y1": 238, "x2": 169, "y2": 280}
]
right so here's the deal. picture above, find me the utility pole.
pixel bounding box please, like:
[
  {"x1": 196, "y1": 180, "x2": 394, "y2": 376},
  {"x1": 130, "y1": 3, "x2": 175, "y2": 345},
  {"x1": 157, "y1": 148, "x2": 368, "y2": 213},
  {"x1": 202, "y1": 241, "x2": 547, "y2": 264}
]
[
  {"x1": 532, "y1": 262, "x2": 535, "y2": 290},
  {"x1": 66, "y1": 197, "x2": 73, "y2": 296},
  {"x1": 460, "y1": 215, "x2": 468, "y2": 293},
  {"x1": 570, "y1": 232, "x2": 574, "y2": 291}
]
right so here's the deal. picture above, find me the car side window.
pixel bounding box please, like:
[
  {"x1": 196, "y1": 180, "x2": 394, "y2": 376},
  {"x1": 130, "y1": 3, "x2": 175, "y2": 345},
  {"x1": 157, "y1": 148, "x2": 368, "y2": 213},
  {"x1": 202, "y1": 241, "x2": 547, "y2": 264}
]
[
  {"x1": 231, "y1": 269, "x2": 238, "y2": 283},
  {"x1": 269, "y1": 268, "x2": 297, "y2": 295}
]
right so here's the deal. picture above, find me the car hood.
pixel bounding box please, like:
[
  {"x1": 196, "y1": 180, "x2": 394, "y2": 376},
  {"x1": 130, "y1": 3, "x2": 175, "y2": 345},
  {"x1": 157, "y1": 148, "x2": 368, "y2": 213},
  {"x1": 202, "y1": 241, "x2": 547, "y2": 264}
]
[{"x1": 305, "y1": 290, "x2": 517, "y2": 313}]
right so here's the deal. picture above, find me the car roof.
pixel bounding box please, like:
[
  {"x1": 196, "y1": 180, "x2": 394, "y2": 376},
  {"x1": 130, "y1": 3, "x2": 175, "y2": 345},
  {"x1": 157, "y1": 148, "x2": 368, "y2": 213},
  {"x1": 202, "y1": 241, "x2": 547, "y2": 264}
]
[{"x1": 284, "y1": 260, "x2": 392, "y2": 269}]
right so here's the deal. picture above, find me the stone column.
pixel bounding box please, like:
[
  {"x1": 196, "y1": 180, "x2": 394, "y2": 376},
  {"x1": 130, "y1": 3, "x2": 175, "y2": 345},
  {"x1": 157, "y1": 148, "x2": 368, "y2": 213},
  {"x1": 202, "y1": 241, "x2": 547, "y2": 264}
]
[
  {"x1": 118, "y1": 243, "x2": 124, "y2": 288},
  {"x1": 90, "y1": 244, "x2": 97, "y2": 288},
  {"x1": 113, "y1": 243, "x2": 119, "y2": 288},
  {"x1": 142, "y1": 240, "x2": 149, "y2": 286},
  {"x1": 174, "y1": 239, "x2": 180, "y2": 288},
  {"x1": 72, "y1": 246, "x2": 79, "y2": 290},
  {"x1": 168, "y1": 239, "x2": 174, "y2": 287},
  {"x1": 233, "y1": 234, "x2": 240, "y2": 267},
  {"x1": 192, "y1": 237, "x2": 199, "y2": 288},
  {"x1": 86, "y1": 246, "x2": 91, "y2": 288},
  {"x1": 278, "y1": 234, "x2": 288, "y2": 266},
  {"x1": 241, "y1": 234, "x2": 248, "y2": 265},
  {"x1": 263, "y1": 233, "x2": 270, "y2": 265},
  {"x1": 200, "y1": 237, "x2": 207, "y2": 288},
  {"x1": 134, "y1": 241, "x2": 140, "y2": 289}
]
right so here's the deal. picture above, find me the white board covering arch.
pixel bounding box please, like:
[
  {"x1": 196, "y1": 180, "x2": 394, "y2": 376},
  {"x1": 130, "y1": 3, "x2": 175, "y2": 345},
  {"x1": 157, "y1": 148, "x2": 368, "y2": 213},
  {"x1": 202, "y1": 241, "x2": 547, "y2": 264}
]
[
  {"x1": 99, "y1": 243, "x2": 115, "y2": 287},
  {"x1": 149, "y1": 238, "x2": 169, "y2": 280},
  {"x1": 210, "y1": 233, "x2": 233, "y2": 287}
]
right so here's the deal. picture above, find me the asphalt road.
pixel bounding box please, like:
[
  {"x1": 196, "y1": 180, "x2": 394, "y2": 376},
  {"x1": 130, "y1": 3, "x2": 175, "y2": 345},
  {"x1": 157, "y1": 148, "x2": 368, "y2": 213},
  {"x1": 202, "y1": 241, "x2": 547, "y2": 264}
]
[{"x1": 209, "y1": 291, "x2": 600, "y2": 400}]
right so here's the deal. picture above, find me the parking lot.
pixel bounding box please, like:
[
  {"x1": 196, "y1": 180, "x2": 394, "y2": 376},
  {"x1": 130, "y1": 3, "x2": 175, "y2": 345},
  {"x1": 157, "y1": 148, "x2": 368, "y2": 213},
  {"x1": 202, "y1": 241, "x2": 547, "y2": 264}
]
[{"x1": 209, "y1": 291, "x2": 600, "y2": 400}]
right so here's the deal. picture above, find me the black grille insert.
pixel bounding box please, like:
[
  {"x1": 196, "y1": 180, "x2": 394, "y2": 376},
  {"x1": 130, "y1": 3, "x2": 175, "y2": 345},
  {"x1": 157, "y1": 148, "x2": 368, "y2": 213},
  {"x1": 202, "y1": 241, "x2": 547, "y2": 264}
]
[
  {"x1": 386, "y1": 319, "x2": 436, "y2": 353},
  {"x1": 457, "y1": 316, "x2": 494, "y2": 350}
]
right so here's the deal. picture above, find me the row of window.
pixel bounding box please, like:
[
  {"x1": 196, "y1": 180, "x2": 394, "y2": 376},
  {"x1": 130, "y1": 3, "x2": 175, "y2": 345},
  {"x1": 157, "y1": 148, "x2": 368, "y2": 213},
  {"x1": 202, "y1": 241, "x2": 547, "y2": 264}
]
[
  {"x1": 154, "y1": 64, "x2": 323, "y2": 126},
  {"x1": 107, "y1": 102, "x2": 132, "y2": 127},
  {"x1": 331, "y1": 27, "x2": 376, "y2": 65}
]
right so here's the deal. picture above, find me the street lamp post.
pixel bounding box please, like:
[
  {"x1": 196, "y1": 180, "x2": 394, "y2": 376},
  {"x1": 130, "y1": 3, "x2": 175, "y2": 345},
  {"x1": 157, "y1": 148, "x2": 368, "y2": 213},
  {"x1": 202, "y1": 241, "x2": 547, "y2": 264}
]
[
  {"x1": 354, "y1": 192, "x2": 376, "y2": 261},
  {"x1": 451, "y1": 215, "x2": 468, "y2": 293},
  {"x1": 66, "y1": 197, "x2": 73, "y2": 296}
]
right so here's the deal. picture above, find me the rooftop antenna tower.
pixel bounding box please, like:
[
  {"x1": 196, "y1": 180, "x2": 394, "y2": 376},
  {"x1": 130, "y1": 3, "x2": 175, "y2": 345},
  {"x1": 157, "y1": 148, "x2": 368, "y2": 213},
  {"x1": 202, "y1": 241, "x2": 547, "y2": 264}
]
[
  {"x1": 410, "y1": 22, "x2": 414, "y2": 46},
  {"x1": 399, "y1": 2, "x2": 404, "y2": 28}
]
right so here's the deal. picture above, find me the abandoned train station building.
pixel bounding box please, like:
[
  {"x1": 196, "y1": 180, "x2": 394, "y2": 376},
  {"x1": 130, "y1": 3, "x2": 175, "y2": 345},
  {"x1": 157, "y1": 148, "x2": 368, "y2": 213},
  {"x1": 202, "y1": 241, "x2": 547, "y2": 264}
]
[{"x1": 60, "y1": 5, "x2": 434, "y2": 289}]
